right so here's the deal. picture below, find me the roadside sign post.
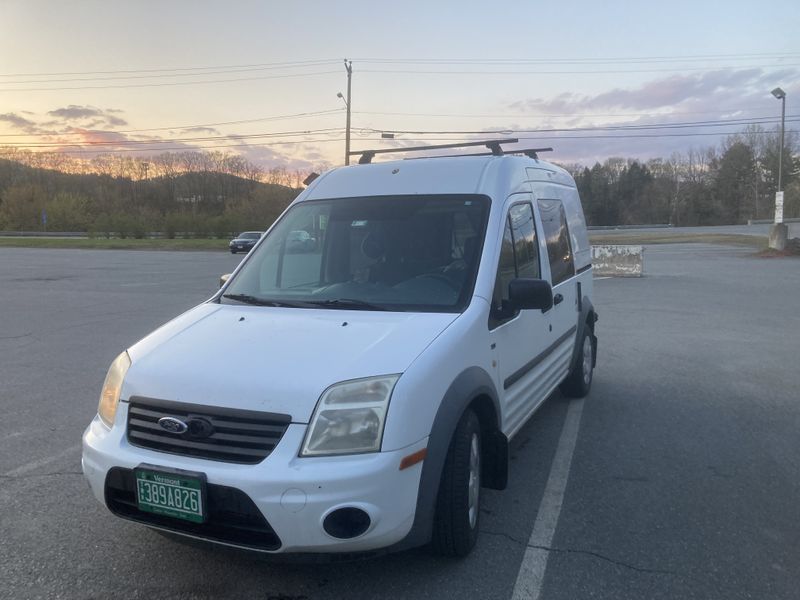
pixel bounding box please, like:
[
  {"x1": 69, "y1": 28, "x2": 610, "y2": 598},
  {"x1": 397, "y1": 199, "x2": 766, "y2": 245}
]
[
  {"x1": 774, "y1": 191, "x2": 784, "y2": 224},
  {"x1": 768, "y1": 191, "x2": 788, "y2": 251}
]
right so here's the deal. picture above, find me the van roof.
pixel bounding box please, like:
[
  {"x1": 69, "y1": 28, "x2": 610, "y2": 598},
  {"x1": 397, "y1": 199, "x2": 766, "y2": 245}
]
[{"x1": 302, "y1": 155, "x2": 575, "y2": 202}]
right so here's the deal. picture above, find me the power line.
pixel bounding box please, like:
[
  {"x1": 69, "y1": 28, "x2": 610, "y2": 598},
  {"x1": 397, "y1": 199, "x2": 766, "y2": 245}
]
[
  {"x1": 362, "y1": 116, "x2": 799, "y2": 136},
  {"x1": 3, "y1": 55, "x2": 798, "y2": 91},
  {"x1": 0, "y1": 128, "x2": 346, "y2": 149},
  {"x1": 359, "y1": 63, "x2": 800, "y2": 76},
  {"x1": 0, "y1": 109, "x2": 344, "y2": 137},
  {"x1": 3, "y1": 126, "x2": 796, "y2": 156},
  {"x1": 0, "y1": 137, "x2": 348, "y2": 155},
  {"x1": 4, "y1": 52, "x2": 795, "y2": 79},
  {"x1": 5, "y1": 113, "x2": 788, "y2": 145},
  {"x1": 352, "y1": 52, "x2": 800, "y2": 65},
  {"x1": 0, "y1": 70, "x2": 340, "y2": 92},
  {"x1": 4, "y1": 115, "x2": 794, "y2": 150},
  {"x1": 353, "y1": 107, "x2": 774, "y2": 119},
  {"x1": 0, "y1": 63, "x2": 345, "y2": 85},
  {"x1": 0, "y1": 59, "x2": 341, "y2": 78},
  {"x1": 342, "y1": 130, "x2": 800, "y2": 155}
]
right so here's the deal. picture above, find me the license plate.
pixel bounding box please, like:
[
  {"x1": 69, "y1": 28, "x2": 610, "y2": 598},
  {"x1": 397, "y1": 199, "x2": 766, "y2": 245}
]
[{"x1": 134, "y1": 466, "x2": 207, "y2": 524}]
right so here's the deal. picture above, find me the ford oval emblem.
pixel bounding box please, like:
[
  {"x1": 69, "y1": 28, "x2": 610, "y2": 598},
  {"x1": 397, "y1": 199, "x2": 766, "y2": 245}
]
[{"x1": 158, "y1": 416, "x2": 188, "y2": 434}]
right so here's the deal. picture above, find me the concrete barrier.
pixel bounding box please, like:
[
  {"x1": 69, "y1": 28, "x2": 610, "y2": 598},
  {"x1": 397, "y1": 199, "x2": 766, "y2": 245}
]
[
  {"x1": 591, "y1": 245, "x2": 644, "y2": 277},
  {"x1": 747, "y1": 218, "x2": 800, "y2": 225}
]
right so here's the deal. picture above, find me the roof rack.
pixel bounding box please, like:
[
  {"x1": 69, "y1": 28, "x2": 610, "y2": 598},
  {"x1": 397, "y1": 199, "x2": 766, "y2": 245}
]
[
  {"x1": 350, "y1": 138, "x2": 519, "y2": 165},
  {"x1": 405, "y1": 147, "x2": 555, "y2": 161}
]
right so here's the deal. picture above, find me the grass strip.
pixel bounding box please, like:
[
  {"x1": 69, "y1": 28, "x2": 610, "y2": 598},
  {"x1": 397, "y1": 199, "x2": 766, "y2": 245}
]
[
  {"x1": 0, "y1": 237, "x2": 229, "y2": 251},
  {"x1": 588, "y1": 233, "x2": 766, "y2": 247}
]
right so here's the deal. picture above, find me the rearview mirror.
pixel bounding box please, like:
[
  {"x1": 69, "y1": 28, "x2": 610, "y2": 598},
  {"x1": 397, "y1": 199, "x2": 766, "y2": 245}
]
[
  {"x1": 219, "y1": 273, "x2": 231, "y2": 288},
  {"x1": 508, "y1": 278, "x2": 553, "y2": 311}
]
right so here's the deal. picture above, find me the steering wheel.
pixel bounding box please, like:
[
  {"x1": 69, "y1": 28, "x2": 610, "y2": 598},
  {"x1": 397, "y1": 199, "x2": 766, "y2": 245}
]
[{"x1": 414, "y1": 273, "x2": 460, "y2": 291}]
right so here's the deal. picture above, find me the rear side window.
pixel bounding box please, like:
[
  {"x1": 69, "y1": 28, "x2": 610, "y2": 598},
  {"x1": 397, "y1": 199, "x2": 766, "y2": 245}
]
[{"x1": 537, "y1": 199, "x2": 574, "y2": 285}]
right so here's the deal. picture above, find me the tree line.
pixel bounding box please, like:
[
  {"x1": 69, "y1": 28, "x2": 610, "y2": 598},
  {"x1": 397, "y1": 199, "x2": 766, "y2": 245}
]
[
  {"x1": 0, "y1": 126, "x2": 797, "y2": 236},
  {"x1": 0, "y1": 149, "x2": 324, "y2": 237},
  {"x1": 567, "y1": 126, "x2": 798, "y2": 226}
]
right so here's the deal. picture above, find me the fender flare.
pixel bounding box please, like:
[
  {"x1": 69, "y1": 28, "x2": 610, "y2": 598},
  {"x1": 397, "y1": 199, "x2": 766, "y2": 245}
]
[
  {"x1": 388, "y1": 366, "x2": 501, "y2": 551},
  {"x1": 569, "y1": 296, "x2": 598, "y2": 373}
]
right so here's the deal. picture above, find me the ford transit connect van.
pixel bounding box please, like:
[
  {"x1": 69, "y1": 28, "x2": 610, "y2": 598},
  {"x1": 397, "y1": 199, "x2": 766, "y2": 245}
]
[{"x1": 82, "y1": 142, "x2": 598, "y2": 557}]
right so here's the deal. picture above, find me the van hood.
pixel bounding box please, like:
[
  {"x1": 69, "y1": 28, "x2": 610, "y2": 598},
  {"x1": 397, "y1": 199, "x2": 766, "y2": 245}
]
[{"x1": 123, "y1": 303, "x2": 457, "y2": 422}]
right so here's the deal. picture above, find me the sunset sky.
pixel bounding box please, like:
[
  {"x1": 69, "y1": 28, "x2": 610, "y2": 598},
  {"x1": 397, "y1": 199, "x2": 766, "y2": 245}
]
[{"x1": 1, "y1": 0, "x2": 798, "y2": 170}]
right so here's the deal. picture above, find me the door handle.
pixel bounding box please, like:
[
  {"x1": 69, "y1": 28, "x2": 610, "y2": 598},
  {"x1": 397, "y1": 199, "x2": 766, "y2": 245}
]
[{"x1": 553, "y1": 293, "x2": 564, "y2": 305}]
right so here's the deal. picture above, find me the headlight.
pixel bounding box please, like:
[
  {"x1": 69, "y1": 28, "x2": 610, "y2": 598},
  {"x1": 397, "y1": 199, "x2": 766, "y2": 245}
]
[
  {"x1": 300, "y1": 375, "x2": 399, "y2": 456},
  {"x1": 97, "y1": 351, "x2": 131, "y2": 427}
]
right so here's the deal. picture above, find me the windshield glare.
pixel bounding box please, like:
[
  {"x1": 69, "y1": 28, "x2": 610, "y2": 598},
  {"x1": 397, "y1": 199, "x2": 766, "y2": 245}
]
[{"x1": 223, "y1": 195, "x2": 490, "y2": 312}]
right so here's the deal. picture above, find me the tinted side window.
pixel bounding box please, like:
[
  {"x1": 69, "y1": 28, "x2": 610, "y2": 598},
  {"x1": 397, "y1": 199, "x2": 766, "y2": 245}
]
[
  {"x1": 537, "y1": 199, "x2": 574, "y2": 285},
  {"x1": 492, "y1": 216, "x2": 516, "y2": 311},
  {"x1": 489, "y1": 202, "x2": 540, "y2": 329},
  {"x1": 509, "y1": 203, "x2": 539, "y2": 279}
]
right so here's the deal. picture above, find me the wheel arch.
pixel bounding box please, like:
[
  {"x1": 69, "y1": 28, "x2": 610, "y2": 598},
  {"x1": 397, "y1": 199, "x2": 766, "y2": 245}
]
[
  {"x1": 569, "y1": 295, "x2": 598, "y2": 372},
  {"x1": 387, "y1": 366, "x2": 506, "y2": 552}
]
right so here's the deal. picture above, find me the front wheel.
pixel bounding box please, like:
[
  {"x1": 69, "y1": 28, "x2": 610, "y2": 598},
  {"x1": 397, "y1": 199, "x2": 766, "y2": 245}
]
[
  {"x1": 431, "y1": 409, "x2": 482, "y2": 557},
  {"x1": 560, "y1": 326, "x2": 595, "y2": 398}
]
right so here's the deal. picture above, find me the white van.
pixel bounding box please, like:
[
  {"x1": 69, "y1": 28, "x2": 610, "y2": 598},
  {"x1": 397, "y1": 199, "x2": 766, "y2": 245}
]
[{"x1": 82, "y1": 142, "x2": 598, "y2": 557}]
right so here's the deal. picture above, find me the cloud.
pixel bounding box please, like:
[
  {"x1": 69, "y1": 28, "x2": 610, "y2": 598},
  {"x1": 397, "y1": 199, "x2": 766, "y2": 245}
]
[
  {"x1": 500, "y1": 68, "x2": 800, "y2": 164},
  {"x1": 180, "y1": 126, "x2": 220, "y2": 135},
  {"x1": 0, "y1": 112, "x2": 41, "y2": 133},
  {"x1": 47, "y1": 105, "x2": 128, "y2": 127},
  {"x1": 511, "y1": 68, "x2": 799, "y2": 114}
]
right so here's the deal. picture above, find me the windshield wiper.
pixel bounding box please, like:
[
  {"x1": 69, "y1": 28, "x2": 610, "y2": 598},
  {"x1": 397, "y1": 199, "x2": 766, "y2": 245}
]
[
  {"x1": 307, "y1": 298, "x2": 390, "y2": 311},
  {"x1": 222, "y1": 294, "x2": 311, "y2": 308}
]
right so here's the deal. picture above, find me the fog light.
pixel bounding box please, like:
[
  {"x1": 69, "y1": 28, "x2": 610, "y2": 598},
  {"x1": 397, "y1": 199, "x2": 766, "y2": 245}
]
[{"x1": 323, "y1": 507, "x2": 371, "y2": 539}]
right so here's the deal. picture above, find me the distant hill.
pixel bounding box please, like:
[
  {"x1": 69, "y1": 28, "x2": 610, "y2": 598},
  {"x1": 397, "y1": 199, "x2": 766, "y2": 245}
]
[{"x1": 0, "y1": 157, "x2": 302, "y2": 234}]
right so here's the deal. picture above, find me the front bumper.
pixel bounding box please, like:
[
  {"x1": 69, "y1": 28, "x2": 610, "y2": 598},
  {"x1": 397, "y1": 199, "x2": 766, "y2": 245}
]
[{"x1": 82, "y1": 403, "x2": 426, "y2": 553}]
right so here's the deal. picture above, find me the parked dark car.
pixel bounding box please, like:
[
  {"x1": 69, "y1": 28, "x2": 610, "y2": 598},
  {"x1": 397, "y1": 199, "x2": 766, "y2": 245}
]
[
  {"x1": 286, "y1": 229, "x2": 316, "y2": 252},
  {"x1": 229, "y1": 231, "x2": 263, "y2": 254}
]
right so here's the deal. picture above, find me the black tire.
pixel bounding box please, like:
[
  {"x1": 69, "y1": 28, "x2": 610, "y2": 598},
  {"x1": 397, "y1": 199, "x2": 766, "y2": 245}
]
[
  {"x1": 560, "y1": 325, "x2": 595, "y2": 398},
  {"x1": 431, "y1": 409, "x2": 482, "y2": 557},
  {"x1": 230, "y1": 249, "x2": 237, "y2": 254}
]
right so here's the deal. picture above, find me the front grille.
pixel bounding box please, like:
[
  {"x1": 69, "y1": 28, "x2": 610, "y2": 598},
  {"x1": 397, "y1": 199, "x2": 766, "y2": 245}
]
[
  {"x1": 126, "y1": 397, "x2": 291, "y2": 464},
  {"x1": 105, "y1": 467, "x2": 282, "y2": 551}
]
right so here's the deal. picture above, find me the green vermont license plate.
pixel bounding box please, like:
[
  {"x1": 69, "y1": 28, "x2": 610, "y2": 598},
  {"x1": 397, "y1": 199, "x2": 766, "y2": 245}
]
[{"x1": 134, "y1": 466, "x2": 207, "y2": 524}]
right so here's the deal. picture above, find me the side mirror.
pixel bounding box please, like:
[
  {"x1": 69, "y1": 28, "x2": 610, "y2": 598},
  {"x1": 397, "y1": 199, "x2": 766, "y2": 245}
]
[
  {"x1": 219, "y1": 273, "x2": 231, "y2": 288},
  {"x1": 508, "y1": 278, "x2": 553, "y2": 311}
]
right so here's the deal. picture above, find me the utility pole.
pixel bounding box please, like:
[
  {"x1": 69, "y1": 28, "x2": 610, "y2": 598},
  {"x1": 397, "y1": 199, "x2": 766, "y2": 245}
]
[{"x1": 344, "y1": 59, "x2": 352, "y2": 165}]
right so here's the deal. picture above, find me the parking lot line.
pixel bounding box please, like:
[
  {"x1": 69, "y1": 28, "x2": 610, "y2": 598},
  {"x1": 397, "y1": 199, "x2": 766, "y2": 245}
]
[{"x1": 511, "y1": 398, "x2": 585, "y2": 600}]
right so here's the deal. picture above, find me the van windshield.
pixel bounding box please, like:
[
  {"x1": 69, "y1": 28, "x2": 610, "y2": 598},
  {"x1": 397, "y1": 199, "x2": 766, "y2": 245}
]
[{"x1": 222, "y1": 194, "x2": 490, "y2": 312}]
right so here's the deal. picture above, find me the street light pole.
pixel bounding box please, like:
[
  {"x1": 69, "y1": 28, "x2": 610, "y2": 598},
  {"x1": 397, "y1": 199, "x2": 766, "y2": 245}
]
[
  {"x1": 769, "y1": 87, "x2": 788, "y2": 250},
  {"x1": 776, "y1": 89, "x2": 785, "y2": 194}
]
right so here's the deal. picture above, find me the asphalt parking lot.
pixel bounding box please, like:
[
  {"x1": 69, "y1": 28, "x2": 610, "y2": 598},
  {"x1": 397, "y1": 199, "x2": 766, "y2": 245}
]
[{"x1": 1, "y1": 244, "x2": 798, "y2": 600}]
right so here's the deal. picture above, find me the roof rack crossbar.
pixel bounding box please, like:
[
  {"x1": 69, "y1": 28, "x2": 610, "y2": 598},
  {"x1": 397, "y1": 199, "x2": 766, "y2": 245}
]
[
  {"x1": 403, "y1": 147, "x2": 555, "y2": 161},
  {"x1": 350, "y1": 138, "x2": 519, "y2": 164}
]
